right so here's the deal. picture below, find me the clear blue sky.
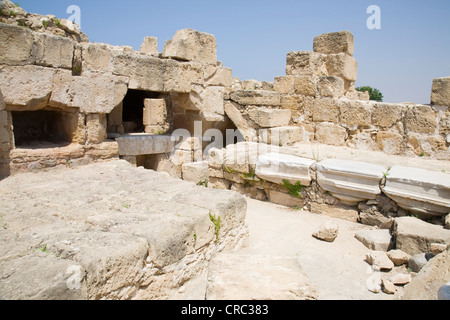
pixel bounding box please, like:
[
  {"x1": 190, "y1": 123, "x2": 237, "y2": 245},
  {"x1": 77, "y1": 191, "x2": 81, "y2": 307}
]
[{"x1": 18, "y1": 0, "x2": 450, "y2": 104}]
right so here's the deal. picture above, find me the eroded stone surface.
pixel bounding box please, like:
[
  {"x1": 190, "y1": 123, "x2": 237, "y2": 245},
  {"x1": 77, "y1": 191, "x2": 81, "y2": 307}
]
[{"x1": 0, "y1": 160, "x2": 248, "y2": 300}]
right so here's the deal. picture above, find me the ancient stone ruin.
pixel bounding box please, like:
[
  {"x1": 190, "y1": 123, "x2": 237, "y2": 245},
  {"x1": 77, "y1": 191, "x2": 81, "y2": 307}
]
[{"x1": 0, "y1": 1, "x2": 449, "y2": 300}]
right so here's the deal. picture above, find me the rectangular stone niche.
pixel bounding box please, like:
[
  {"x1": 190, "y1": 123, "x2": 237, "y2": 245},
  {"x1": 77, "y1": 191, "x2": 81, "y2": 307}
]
[{"x1": 12, "y1": 110, "x2": 78, "y2": 148}]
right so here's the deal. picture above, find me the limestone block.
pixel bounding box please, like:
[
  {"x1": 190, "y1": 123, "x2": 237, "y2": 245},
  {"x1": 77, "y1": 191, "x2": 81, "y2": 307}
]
[
  {"x1": 80, "y1": 42, "x2": 112, "y2": 72},
  {"x1": 293, "y1": 75, "x2": 317, "y2": 96},
  {"x1": 86, "y1": 114, "x2": 107, "y2": 144},
  {"x1": 314, "y1": 122, "x2": 347, "y2": 146},
  {"x1": 372, "y1": 103, "x2": 404, "y2": 128},
  {"x1": 387, "y1": 249, "x2": 411, "y2": 266},
  {"x1": 376, "y1": 131, "x2": 404, "y2": 155},
  {"x1": 286, "y1": 51, "x2": 327, "y2": 76},
  {"x1": 143, "y1": 99, "x2": 167, "y2": 127},
  {"x1": 0, "y1": 23, "x2": 34, "y2": 65},
  {"x1": 313, "y1": 221, "x2": 339, "y2": 242},
  {"x1": 162, "y1": 29, "x2": 217, "y2": 64},
  {"x1": 260, "y1": 126, "x2": 302, "y2": 146},
  {"x1": 0, "y1": 111, "x2": 12, "y2": 152},
  {"x1": 313, "y1": 31, "x2": 354, "y2": 56},
  {"x1": 339, "y1": 100, "x2": 372, "y2": 128},
  {"x1": 273, "y1": 76, "x2": 294, "y2": 94},
  {"x1": 206, "y1": 254, "x2": 318, "y2": 300},
  {"x1": 355, "y1": 229, "x2": 393, "y2": 252},
  {"x1": 139, "y1": 36, "x2": 158, "y2": 55},
  {"x1": 317, "y1": 76, "x2": 344, "y2": 98},
  {"x1": 382, "y1": 166, "x2": 450, "y2": 217},
  {"x1": 0, "y1": 65, "x2": 55, "y2": 110},
  {"x1": 405, "y1": 105, "x2": 437, "y2": 134},
  {"x1": 49, "y1": 70, "x2": 129, "y2": 114},
  {"x1": 229, "y1": 90, "x2": 281, "y2": 106},
  {"x1": 33, "y1": 32, "x2": 74, "y2": 69},
  {"x1": 207, "y1": 148, "x2": 224, "y2": 169},
  {"x1": 115, "y1": 135, "x2": 175, "y2": 156},
  {"x1": 312, "y1": 98, "x2": 339, "y2": 123},
  {"x1": 164, "y1": 60, "x2": 203, "y2": 93},
  {"x1": 248, "y1": 108, "x2": 291, "y2": 128},
  {"x1": 205, "y1": 65, "x2": 233, "y2": 87},
  {"x1": 325, "y1": 53, "x2": 358, "y2": 82},
  {"x1": 255, "y1": 152, "x2": 315, "y2": 186},
  {"x1": 393, "y1": 217, "x2": 450, "y2": 255},
  {"x1": 182, "y1": 161, "x2": 209, "y2": 184},
  {"x1": 431, "y1": 77, "x2": 450, "y2": 106},
  {"x1": 316, "y1": 159, "x2": 385, "y2": 205},
  {"x1": 112, "y1": 52, "x2": 165, "y2": 92},
  {"x1": 366, "y1": 251, "x2": 394, "y2": 271},
  {"x1": 403, "y1": 246, "x2": 450, "y2": 300},
  {"x1": 224, "y1": 102, "x2": 257, "y2": 142}
]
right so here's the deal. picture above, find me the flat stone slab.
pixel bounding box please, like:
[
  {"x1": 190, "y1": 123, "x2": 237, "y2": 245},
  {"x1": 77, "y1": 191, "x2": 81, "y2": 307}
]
[
  {"x1": 382, "y1": 166, "x2": 450, "y2": 217},
  {"x1": 255, "y1": 152, "x2": 316, "y2": 186},
  {"x1": 355, "y1": 229, "x2": 393, "y2": 252},
  {"x1": 316, "y1": 159, "x2": 386, "y2": 205},
  {"x1": 393, "y1": 216, "x2": 450, "y2": 255},
  {"x1": 0, "y1": 160, "x2": 248, "y2": 300},
  {"x1": 115, "y1": 134, "x2": 175, "y2": 156},
  {"x1": 206, "y1": 254, "x2": 318, "y2": 300}
]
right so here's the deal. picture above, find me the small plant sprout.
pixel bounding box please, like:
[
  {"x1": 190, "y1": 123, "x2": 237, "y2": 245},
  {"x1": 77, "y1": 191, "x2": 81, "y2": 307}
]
[
  {"x1": 122, "y1": 203, "x2": 131, "y2": 209},
  {"x1": 281, "y1": 180, "x2": 305, "y2": 198},
  {"x1": 209, "y1": 212, "x2": 221, "y2": 243},
  {"x1": 197, "y1": 179, "x2": 208, "y2": 187}
]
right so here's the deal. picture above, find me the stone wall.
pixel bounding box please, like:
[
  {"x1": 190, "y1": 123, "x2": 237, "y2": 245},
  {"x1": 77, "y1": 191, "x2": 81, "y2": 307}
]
[
  {"x1": 225, "y1": 31, "x2": 450, "y2": 161},
  {"x1": 0, "y1": 2, "x2": 233, "y2": 178}
]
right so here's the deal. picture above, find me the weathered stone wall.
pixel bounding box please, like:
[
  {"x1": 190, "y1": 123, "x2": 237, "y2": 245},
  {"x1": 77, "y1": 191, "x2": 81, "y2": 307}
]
[
  {"x1": 0, "y1": 2, "x2": 233, "y2": 177},
  {"x1": 225, "y1": 31, "x2": 450, "y2": 161}
]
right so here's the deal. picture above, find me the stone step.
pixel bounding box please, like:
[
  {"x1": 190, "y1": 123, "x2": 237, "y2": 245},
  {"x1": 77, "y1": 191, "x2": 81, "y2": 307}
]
[
  {"x1": 316, "y1": 159, "x2": 386, "y2": 206},
  {"x1": 255, "y1": 152, "x2": 316, "y2": 186},
  {"x1": 205, "y1": 253, "x2": 318, "y2": 300},
  {"x1": 382, "y1": 166, "x2": 450, "y2": 217}
]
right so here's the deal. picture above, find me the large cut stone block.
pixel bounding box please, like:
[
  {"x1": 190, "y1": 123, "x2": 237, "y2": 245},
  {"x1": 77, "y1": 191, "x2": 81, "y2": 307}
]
[
  {"x1": 286, "y1": 51, "x2": 327, "y2": 76},
  {"x1": 143, "y1": 99, "x2": 167, "y2": 126},
  {"x1": 115, "y1": 134, "x2": 175, "y2": 156},
  {"x1": 206, "y1": 254, "x2": 318, "y2": 300},
  {"x1": 325, "y1": 53, "x2": 358, "y2": 82},
  {"x1": 162, "y1": 29, "x2": 217, "y2": 64},
  {"x1": 313, "y1": 31, "x2": 354, "y2": 56},
  {"x1": 0, "y1": 23, "x2": 34, "y2": 66},
  {"x1": 248, "y1": 108, "x2": 291, "y2": 128},
  {"x1": 382, "y1": 166, "x2": 450, "y2": 217},
  {"x1": 33, "y1": 32, "x2": 74, "y2": 69},
  {"x1": 393, "y1": 217, "x2": 450, "y2": 255},
  {"x1": 259, "y1": 126, "x2": 302, "y2": 146},
  {"x1": 255, "y1": 152, "x2": 315, "y2": 186},
  {"x1": 0, "y1": 65, "x2": 55, "y2": 110},
  {"x1": 431, "y1": 77, "x2": 450, "y2": 106},
  {"x1": 316, "y1": 159, "x2": 385, "y2": 205},
  {"x1": 314, "y1": 122, "x2": 347, "y2": 146},
  {"x1": 229, "y1": 90, "x2": 281, "y2": 106},
  {"x1": 49, "y1": 70, "x2": 129, "y2": 114},
  {"x1": 182, "y1": 161, "x2": 209, "y2": 184},
  {"x1": 139, "y1": 36, "x2": 158, "y2": 55}
]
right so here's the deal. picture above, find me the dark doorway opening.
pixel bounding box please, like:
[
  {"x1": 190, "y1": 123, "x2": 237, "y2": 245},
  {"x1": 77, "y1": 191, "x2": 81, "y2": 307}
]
[
  {"x1": 122, "y1": 89, "x2": 161, "y2": 133},
  {"x1": 12, "y1": 110, "x2": 73, "y2": 148}
]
